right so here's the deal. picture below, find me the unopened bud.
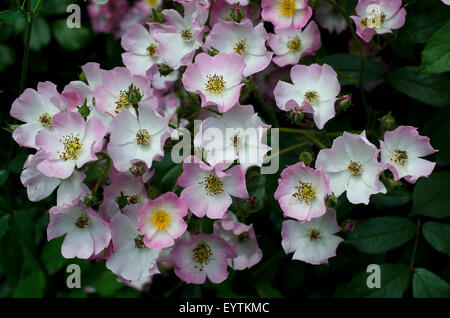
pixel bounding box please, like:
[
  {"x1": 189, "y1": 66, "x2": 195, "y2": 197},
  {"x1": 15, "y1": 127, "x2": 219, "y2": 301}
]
[
  {"x1": 84, "y1": 194, "x2": 98, "y2": 207},
  {"x1": 299, "y1": 151, "x2": 314, "y2": 166},
  {"x1": 290, "y1": 110, "x2": 304, "y2": 125},
  {"x1": 158, "y1": 64, "x2": 173, "y2": 76},
  {"x1": 130, "y1": 162, "x2": 147, "y2": 177},
  {"x1": 336, "y1": 94, "x2": 352, "y2": 112},
  {"x1": 230, "y1": 4, "x2": 245, "y2": 23},
  {"x1": 341, "y1": 219, "x2": 356, "y2": 232},
  {"x1": 326, "y1": 194, "x2": 338, "y2": 208},
  {"x1": 379, "y1": 111, "x2": 396, "y2": 132},
  {"x1": 150, "y1": 8, "x2": 164, "y2": 23}
]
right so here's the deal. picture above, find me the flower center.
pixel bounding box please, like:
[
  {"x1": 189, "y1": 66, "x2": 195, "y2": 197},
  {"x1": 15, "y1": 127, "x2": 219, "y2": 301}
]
[
  {"x1": 39, "y1": 112, "x2": 52, "y2": 128},
  {"x1": 391, "y1": 149, "x2": 408, "y2": 166},
  {"x1": 233, "y1": 39, "x2": 248, "y2": 55},
  {"x1": 146, "y1": 0, "x2": 157, "y2": 6},
  {"x1": 292, "y1": 181, "x2": 316, "y2": 204},
  {"x1": 150, "y1": 210, "x2": 171, "y2": 231},
  {"x1": 136, "y1": 129, "x2": 151, "y2": 146},
  {"x1": 277, "y1": 0, "x2": 296, "y2": 17},
  {"x1": 231, "y1": 131, "x2": 244, "y2": 149},
  {"x1": 205, "y1": 74, "x2": 226, "y2": 94},
  {"x1": 114, "y1": 91, "x2": 132, "y2": 114},
  {"x1": 201, "y1": 174, "x2": 224, "y2": 196},
  {"x1": 348, "y1": 160, "x2": 362, "y2": 176},
  {"x1": 59, "y1": 133, "x2": 82, "y2": 161},
  {"x1": 238, "y1": 232, "x2": 250, "y2": 242},
  {"x1": 307, "y1": 228, "x2": 322, "y2": 242},
  {"x1": 304, "y1": 90, "x2": 320, "y2": 105},
  {"x1": 192, "y1": 242, "x2": 213, "y2": 271},
  {"x1": 146, "y1": 43, "x2": 157, "y2": 58},
  {"x1": 287, "y1": 35, "x2": 302, "y2": 52},
  {"x1": 74, "y1": 213, "x2": 90, "y2": 229},
  {"x1": 361, "y1": 6, "x2": 385, "y2": 29},
  {"x1": 134, "y1": 234, "x2": 146, "y2": 249},
  {"x1": 180, "y1": 28, "x2": 193, "y2": 42},
  {"x1": 128, "y1": 194, "x2": 141, "y2": 204}
]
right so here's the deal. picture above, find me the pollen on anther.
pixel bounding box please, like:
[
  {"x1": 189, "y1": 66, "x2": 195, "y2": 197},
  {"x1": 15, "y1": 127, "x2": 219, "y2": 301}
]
[
  {"x1": 75, "y1": 213, "x2": 90, "y2": 229},
  {"x1": 205, "y1": 74, "x2": 226, "y2": 94},
  {"x1": 304, "y1": 90, "x2": 320, "y2": 105},
  {"x1": 59, "y1": 133, "x2": 82, "y2": 161},
  {"x1": 277, "y1": 0, "x2": 296, "y2": 17},
  {"x1": 146, "y1": 43, "x2": 158, "y2": 58},
  {"x1": 292, "y1": 181, "x2": 316, "y2": 204},
  {"x1": 348, "y1": 160, "x2": 362, "y2": 177},
  {"x1": 136, "y1": 129, "x2": 151, "y2": 146},
  {"x1": 39, "y1": 112, "x2": 53, "y2": 128},
  {"x1": 201, "y1": 174, "x2": 224, "y2": 196},
  {"x1": 287, "y1": 36, "x2": 302, "y2": 52},
  {"x1": 307, "y1": 228, "x2": 322, "y2": 242},
  {"x1": 234, "y1": 40, "x2": 248, "y2": 56},
  {"x1": 391, "y1": 149, "x2": 408, "y2": 166}
]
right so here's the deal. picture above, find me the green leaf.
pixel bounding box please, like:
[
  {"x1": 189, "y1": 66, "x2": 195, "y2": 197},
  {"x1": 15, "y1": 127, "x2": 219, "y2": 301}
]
[
  {"x1": 52, "y1": 19, "x2": 93, "y2": 51},
  {"x1": 322, "y1": 53, "x2": 384, "y2": 86},
  {"x1": 28, "y1": 16, "x2": 51, "y2": 51},
  {"x1": 8, "y1": 154, "x2": 28, "y2": 174},
  {"x1": 347, "y1": 216, "x2": 416, "y2": 254},
  {"x1": 41, "y1": 0, "x2": 74, "y2": 15},
  {"x1": 0, "y1": 169, "x2": 9, "y2": 187},
  {"x1": 421, "y1": 21, "x2": 450, "y2": 74},
  {"x1": 0, "y1": 228, "x2": 24, "y2": 287},
  {"x1": 0, "y1": 10, "x2": 25, "y2": 21},
  {"x1": 388, "y1": 66, "x2": 450, "y2": 108},
  {"x1": 413, "y1": 268, "x2": 450, "y2": 298},
  {"x1": 13, "y1": 271, "x2": 46, "y2": 298},
  {"x1": 253, "y1": 281, "x2": 283, "y2": 298},
  {"x1": 371, "y1": 188, "x2": 412, "y2": 210},
  {"x1": 412, "y1": 171, "x2": 450, "y2": 219},
  {"x1": 41, "y1": 237, "x2": 68, "y2": 275},
  {"x1": 422, "y1": 222, "x2": 450, "y2": 256},
  {"x1": 0, "y1": 214, "x2": 10, "y2": 240},
  {"x1": 0, "y1": 45, "x2": 15, "y2": 72},
  {"x1": 337, "y1": 264, "x2": 411, "y2": 298}
]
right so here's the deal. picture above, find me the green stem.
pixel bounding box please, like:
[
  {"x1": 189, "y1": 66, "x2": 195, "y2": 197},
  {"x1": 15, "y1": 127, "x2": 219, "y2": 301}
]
[
  {"x1": 92, "y1": 157, "x2": 112, "y2": 194},
  {"x1": 326, "y1": 0, "x2": 371, "y2": 126},
  {"x1": 205, "y1": 0, "x2": 215, "y2": 29},
  {"x1": 278, "y1": 128, "x2": 327, "y2": 149},
  {"x1": 19, "y1": 1, "x2": 34, "y2": 93},
  {"x1": 266, "y1": 142, "x2": 308, "y2": 160},
  {"x1": 409, "y1": 217, "x2": 421, "y2": 271}
]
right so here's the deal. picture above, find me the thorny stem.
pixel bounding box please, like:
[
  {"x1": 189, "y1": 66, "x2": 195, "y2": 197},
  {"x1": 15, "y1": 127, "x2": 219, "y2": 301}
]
[
  {"x1": 409, "y1": 217, "x2": 421, "y2": 271},
  {"x1": 326, "y1": 0, "x2": 371, "y2": 127}
]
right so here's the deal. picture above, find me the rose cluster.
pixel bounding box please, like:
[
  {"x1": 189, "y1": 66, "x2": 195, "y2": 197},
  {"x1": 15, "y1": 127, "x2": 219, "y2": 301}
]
[{"x1": 9, "y1": 0, "x2": 437, "y2": 289}]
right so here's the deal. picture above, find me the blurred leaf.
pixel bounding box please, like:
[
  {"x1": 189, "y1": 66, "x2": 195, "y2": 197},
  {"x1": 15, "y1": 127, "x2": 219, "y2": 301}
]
[
  {"x1": 0, "y1": 228, "x2": 23, "y2": 287},
  {"x1": 322, "y1": 53, "x2": 384, "y2": 86},
  {"x1": 8, "y1": 154, "x2": 27, "y2": 174},
  {"x1": 0, "y1": 10, "x2": 25, "y2": 21},
  {"x1": 413, "y1": 268, "x2": 450, "y2": 298},
  {"x1": 421, "y1": 21, "x2": 450, "y2": 74},
  {"x1": 253, "y1": 281, "x2": 283, "y2": 298},
  {"x1": 412, "y1": 171, "x2": 450, "y2": 219},
  {"x1": 0, "y1": 169, "x2": 9, "y2": 187},
  {"x1": 0, "y1": 214, "x2": 10, "y2": 240},
  {"x1": 28, "y1": 16, "x2": 51, "y2": 51},
  {"x1": 41, "y1": 0, "x2": 74, "y2": 15},
  {"x1": 84, "y1": 262, "x2": 124, "y2": 297},
  {"x1": 0, "y1": 44, "x2": 15, "y2": 72},
  {"x1": 13, "y1": 210, "x2": 40, "y2": 271},
  {"x1": 251, "y1": 250, "x2": 284, "y2": 282},
  {"x1": 388, "y1": 67, "x2": 450, "y2": 108},
  {"x1": 336, "y1": 264, "x2": 411, "y2": 298},
  {"x1": 13, "y1": 271, "x2": 45, "y2": 298},
  {"x1": 422, "y1": 222, "x2": 450, "y2": 256},
  {"x1": 371, "y1": 188, "x2": 412, "y2": 210},
  {"x1": 160, "y1": 164, "x2": 180, "y2": 192},
  {"x1": 52, "y1": 19, "x2": 93, "y2": 51},
  {"x1": 347, "y1": 216, "x2": 416, "y2": 254},
  {"x1": 42, "y1": 237, "x2": 68, "y2": 275}
]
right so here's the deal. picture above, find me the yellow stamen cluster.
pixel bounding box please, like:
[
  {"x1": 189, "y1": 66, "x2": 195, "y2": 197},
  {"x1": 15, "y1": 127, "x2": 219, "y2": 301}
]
[
  {"x1": 348, "y1": 160, "x2": 362, "y2": 176},
  {"x1": 205, "y1": 74, "x2": 226, "y2": 94},
  {"x1": 134, "y1": 234, "x2": 146, "y2": 249},
  {"x1": 180, "y1": 28, "x2": 193, "y2": 41},
  {"x1": 304, "y1": 90, "x2": 320, "y2": 105},
  {"x1": 39, "y1": 112, "x2": 53, "y2": 128},
  {"x1": 361, "y1": 8, "x2": 386, "y2": 29},
  {"x1": 292, "y1": 181, "x2": 316, "y2": 204},
  {"x1": 59, "y1": 133, "x2": 82, "y2": 161},
  {"x1": 277, "y1": 0, "x2": 296, "y2": 17},
  {"x1": 391, "y1": 149, "x2": 408, "y2": 166},
  {"x1": 150, "y1": 210, "x2": 172, "y2": 231},
  {"x1": 128, "y1": 194, "x2": 141, "y2": 204},
  {"x1": 201, "y1": 174, "x2": 224, "y2": 196},
  {"x1": 234, "y1": 39, "x2": 248, "y2": 55},
  {"x1": 114, "y1": 91, "x2": 131, "y2": 114},
  {"x1": 136, "y1": 129, "x2": 151, "y2": 146},
  {"x1": 307, "y1": 228, "x2": 322, "y2": 242},
  {"x1": 192, "y1": 242, "x2": 213, "y2": 271},
  {"x1": 146, "y1": 43, "x2": 158, "y2": 58},
  {"x1": 75, "y1": 213, "x2": 90, "y2": 229},
  {"x1": 287, "y1": 36, "x2": 302, "y2": 52},
  {"x1": 146, "y1": 0, "x2": 157, "y2": 6}
]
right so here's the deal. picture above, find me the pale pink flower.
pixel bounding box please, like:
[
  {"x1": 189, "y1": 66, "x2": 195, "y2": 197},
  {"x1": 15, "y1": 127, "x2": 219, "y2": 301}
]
[
  {"x1": 177, "y1": 156, "x2": 249, "y2": 219},
  {"x1": 106, "y1": 205, "x2": 160, "y2": 281},
  {"x1": 107, "y1": 105, "x2": 171, "y2": 172},
  {"x1": 87, "y1": 0, "x2": 129, "y2": 35},
  {"x1": 380, "y1": 126, "x2": 437, "y2": 183},
  {"x1": 315, "y1": 131, "x2": 387, "y2": 205},
  {"x1": 267, "y1": 21, "x2": 321, "y2": 67},
  {"x1": 182, "y1": 52, "x2": 245, "y2": 113},
  {"x1": 35, "y1": 112, "x2": 106, "y2": 179},
  {"x1": 213, "y1": 211, "x2": 263, "y2": 270},
  {"x1": 281, "y1": 208, "x2": 343, "y2": 265},
  {"x1": 274, "y1": 162, "x2": 330, "y2": 222},
  {"x1": 170, "y1": 233, "x2": 237, "y2": 284},
  {"x1": 261, "y1": 0, "x2": 312, "y2": 30},
  {"x1": 138, "y1": 192, "x2": 188, "y2": 250},
  {"x1": 315, "y1": 1, "x2": 347, "y2": 34},
  {"x1": 350, "y1": 0, "x2": 406, "y2": 43},
  {"x1": 204, "y1": 18, "x2": 273, "y2": 76},
  {"x1": 10, "y1": 82, "x2": 69, "y2": 149},
  {"x1": 274, "y1": 63, "x2": 340, "y2": 129},
  {"x1": 47, "y1": 201, "x2": 111, "y2": 259}
]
